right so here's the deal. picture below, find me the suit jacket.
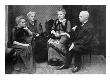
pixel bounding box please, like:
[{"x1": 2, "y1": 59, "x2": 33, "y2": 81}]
[{"x1": 71, "y1": 21, "x2": 96, "y2": 52}]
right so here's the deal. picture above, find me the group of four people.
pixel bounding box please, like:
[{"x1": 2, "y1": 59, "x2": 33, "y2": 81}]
[{"x1": 12, "y1": 8, "x2": 96, "y2": 73}]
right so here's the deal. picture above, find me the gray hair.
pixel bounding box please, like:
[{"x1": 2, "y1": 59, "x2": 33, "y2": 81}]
[
  {"x1": 15, "y1": 16, "x2": 25, "y2": 24},
  {"x1": 27, "y1": 11, "x2": 36, "y2": 17},
  {"x1": 57, "y1": 8, "x2": 66, "y2": 15}
]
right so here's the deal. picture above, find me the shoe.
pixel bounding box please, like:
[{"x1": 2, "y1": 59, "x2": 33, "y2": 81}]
[
  {"x1": 20, "y1": 68, "x2": 35, "y2": 74},
  {"x1": 56, "y1": 65, "x2": 69, "y2": 70},
  {"x1": 48, "y1": 59, "x2": 63, "y2": 66},
  {"x1": 14, "y1": 67, "x2": 21, "y2": 72},
  {"x1": 71, "y1": 66, "x2": 80, "y2": 73}
]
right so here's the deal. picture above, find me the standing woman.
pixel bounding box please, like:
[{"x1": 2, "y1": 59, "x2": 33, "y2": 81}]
[
  {"x1": 12, "y1": 16, "x2": 35, "y2": 73},
  {"x1": 48, "y1": 8, "x2": 71, "y2": 67}
]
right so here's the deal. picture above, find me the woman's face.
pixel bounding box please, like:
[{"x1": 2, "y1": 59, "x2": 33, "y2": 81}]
[
  {"x1": 57, "y1": 11, "x2": 65, "y2": 20},
  {"x1": 18, "y1": 19, "x2": 26, "y2": 28},
  {"x1": 28, "y1": 13, "x2": 35, "y2": 21}
]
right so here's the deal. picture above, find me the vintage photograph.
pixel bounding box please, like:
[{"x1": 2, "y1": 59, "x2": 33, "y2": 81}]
[{"x1": 5, "y1": 5, "x2": 106, "y2": 74}]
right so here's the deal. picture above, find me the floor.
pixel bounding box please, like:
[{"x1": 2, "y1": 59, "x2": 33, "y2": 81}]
[{"x1": 9, "y1": 55, "x2": 106, "y2": 74}]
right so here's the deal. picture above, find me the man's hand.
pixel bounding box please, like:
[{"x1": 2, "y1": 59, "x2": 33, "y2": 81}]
[
  {"x1": 72, "y1": 26, "x2": 77, "y2": 31},
  {"x1": 69, "y1": 43, "x2": 74, "y2": 51}
]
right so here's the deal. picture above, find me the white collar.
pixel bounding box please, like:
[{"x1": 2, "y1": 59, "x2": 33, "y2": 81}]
[
  {"x1": 59, "y1": 19, "x2": 66, "y2": 23},
  {"x1": 81, "y1": 20, "x2": 88, "y2": 26}
]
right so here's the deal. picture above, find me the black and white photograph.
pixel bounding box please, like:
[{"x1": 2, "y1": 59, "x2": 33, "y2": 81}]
[{"x1": 5, "y1": 5, "x2": 106, "y2": 74}]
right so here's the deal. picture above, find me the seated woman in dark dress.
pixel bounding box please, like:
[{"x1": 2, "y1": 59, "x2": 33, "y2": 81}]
[
  {"x1": 48, "y1": 8, "x2": 71, "y2": 66},
  {"x1": 12, "y1": 16, "x2": 36, "y2": 73},
  {"x1": 26, "y1": 11, "x2": 48, "y2": 62},
  {"x1": 26, "y1": 11, "x2": 43, "y2": 49}
]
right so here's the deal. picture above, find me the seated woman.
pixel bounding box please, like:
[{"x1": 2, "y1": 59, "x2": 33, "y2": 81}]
[
  {"x1": 26, "y1": 11, "x2": 43, "y2": 48},
  {"x1": 48, "y1": 8, "x2": 71, "y2": 66},
  {"x1": 26, "y1": 11, "x2": 47, "y2": 62},
  {"x1": 26, "y1": 11, "x2": 43, "y2": 35},
  {"x1": 12, "y1": 16, "x2": 36, "y2": 73}
]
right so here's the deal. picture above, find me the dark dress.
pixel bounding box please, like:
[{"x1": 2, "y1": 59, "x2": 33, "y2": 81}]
[
  {"x1": 27, "y1": 20, "x2": 43, "y2": 50},
  {"x1": 27, "y1": 20, "x2": 47, "y2": 62},
  {"x1": 27, "y1": 20, "x2": 43, "y2": 34},
  {"x1": 48, "y1": 19, "x2": 71, "y2": 62},
  {"x1": 12, "y1": 27, "x2": 36, "y2": 73}
]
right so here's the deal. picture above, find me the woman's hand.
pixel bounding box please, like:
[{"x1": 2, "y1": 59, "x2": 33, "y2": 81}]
[
  {"x1": 51, "y1": 30, "x2": 60, "y2": 37},
  {"x1": 23, "y1": 27, "x2": 33, "y2": 35},
  {"x1": 23, "y1": 44, "x2": 30, "y2": 47},
  {"x1": 51, "y1": 30, "x2": 56, "y2": 35},
  {"x1": 55, "y1": 32, "x2": 60, "y2": 37},
  {"x1": 36, "y1": 33, "x2": 39, "y2": 37},
  {"x1": 13, "y1": 41, "x2": 30, "y2": 47}
]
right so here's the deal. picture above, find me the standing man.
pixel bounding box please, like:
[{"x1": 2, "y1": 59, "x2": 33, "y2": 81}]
[{"x1": 58, "y1": 11, "x2": 96, "y2": 73}]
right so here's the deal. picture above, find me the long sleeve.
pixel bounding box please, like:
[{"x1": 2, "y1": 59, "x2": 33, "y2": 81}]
[
  {"x1": 51, "y1": 20, "x2": 56, "y2": 31},
  {"x1": 36, "y1": 20, "x2": 43, "y2": 34},
  {"x1": 12, "y1": 28, "x2": 16, "y2": 43},
  {"x1": 66, "y1": 20, "x2": 71, "y2": 33},
  {"x1": 73, "y1": 27, "x2": 94, "y2": 51},
  {"x1": 59, "y1": 20, "x2": 71, "y2": 44}
]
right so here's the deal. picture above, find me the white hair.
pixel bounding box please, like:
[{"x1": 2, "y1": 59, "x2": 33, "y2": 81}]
[
  {"x1": 15, "y1": 16, "x2": 25, "y2": 24},
  {"x1": 80, "y1": 11, "x2": 90, "y2": 19},
  {"x1": 57, "y1": 8, "x2": 66, "y2": 15},
  {"x1": 27, "y1": 11, "x2": 36, "y2": 17}
]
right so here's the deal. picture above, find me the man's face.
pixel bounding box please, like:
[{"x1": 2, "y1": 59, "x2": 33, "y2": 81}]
[
  {"x1": 18, "y1": 19, "x2": 26, "y2": 27},
  {"x1": 28, "y1": 13, "x2": 35, "y2": 21},
  {"x1": 57, "y1": 11, "x2": 65, "y2": 20},
  {"x1": 79, "y1": 13, "x2": 87, "y2": 23}
]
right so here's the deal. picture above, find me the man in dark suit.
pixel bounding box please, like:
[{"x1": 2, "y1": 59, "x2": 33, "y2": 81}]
[{"x1": 57, "y1": 11, "x2": 96, "y2": 73}]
